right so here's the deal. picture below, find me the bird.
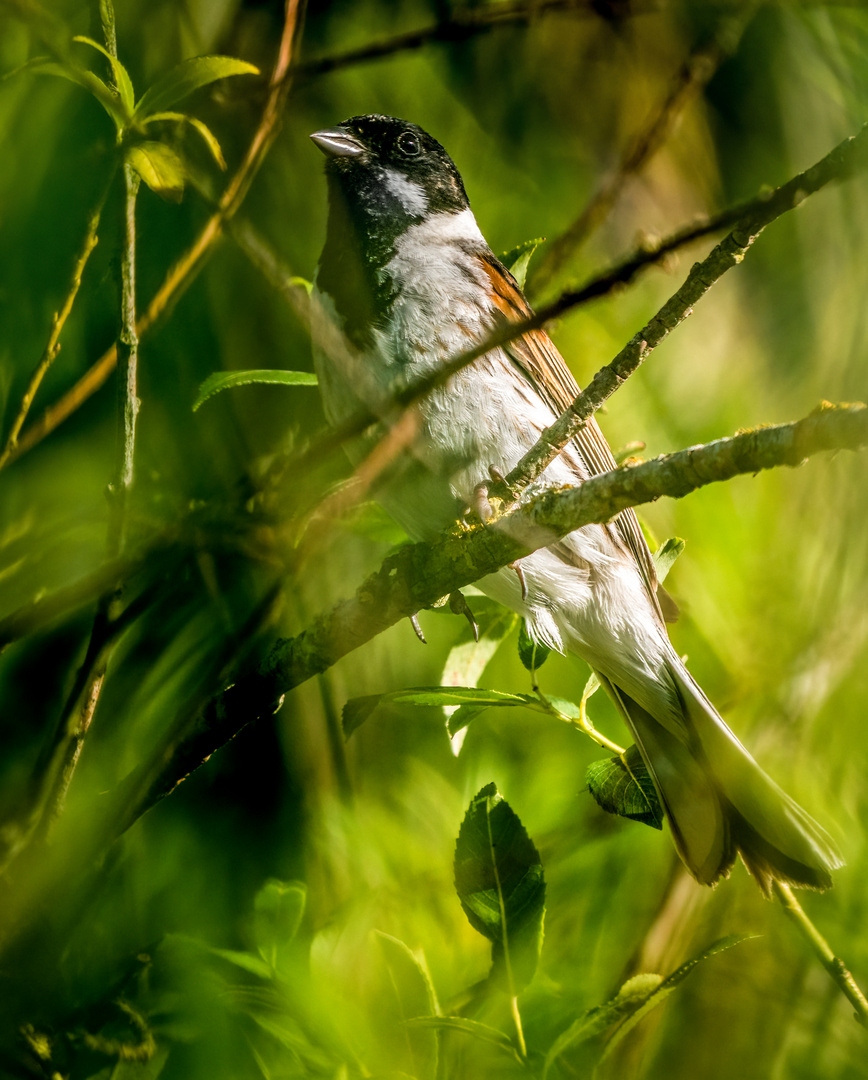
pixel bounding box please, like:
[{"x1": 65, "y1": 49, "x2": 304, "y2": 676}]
[{"x1": 309, "y1": 113, "x2": 842, "y2": 893}]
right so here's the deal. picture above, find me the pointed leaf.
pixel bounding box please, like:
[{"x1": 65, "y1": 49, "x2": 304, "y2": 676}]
[
  {"x1": 586, "y1": 744, "x2": 664, "y2": 829},
  {"x1": 518, "y1": 620, "x2": 551, "y2": 672},
  {"x1": 193, "y1": 369, "x2": 317, "y2": 411},
  {"x1": 203, "y1": 946, "x2": 274, "y2": 980},
  {"x1": 440, "y1": 600, "x2": 519, "y2": 751},
  {"x1": 454, "y1": 784, "x2": 545, "y2": 993},
  {"x1": 252, "y1": 880, "x2": 306, "y2": 971},
  {"x1": 143, "y1": 110, "x2": 227, "y2": 169},
  {"x1": 501, "y1": 237, "x2": 545, "y2": 290},
  {"x1": 598, "y1": 935, "x2": 755, "y2": 1065},
  {"x1": 135, "y1": 55, "x2": 259, "y2": 119},
  {"x1": 126, "y1": 141, "x2": 186, "y2": 201},
  {"x1": 26, "y1": 57, "x2": 127, "y2": 129},
  {"x1": 543, "y1": 973, "x2": 664, "y2": 1078},
  {"x1": 374, "y1": 932, "x2": 441, "y2": 1018},
  {"x1": 342, "y1": 694, "x2": 385, "y2": 738},
  {"x1": 652, "y1": 537, "x2": 686, "y2": 584},
  {"x1": 406, "y1": 1017, "x2": 523, "y2": 1064},
  {"x1": 344, "y1": 686, "x2": 537, "y2": 738},
  {"x1": 445, "y1": 704, "x2": 490, "y2": 738},
  {"x1": 72, "y1": 35, "x2": 135, "y2": 116}
]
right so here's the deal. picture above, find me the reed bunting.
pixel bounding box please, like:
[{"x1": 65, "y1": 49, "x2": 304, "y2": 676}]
[{"x1": 310, "y1": 114, "x2": 841, "y2": 892}]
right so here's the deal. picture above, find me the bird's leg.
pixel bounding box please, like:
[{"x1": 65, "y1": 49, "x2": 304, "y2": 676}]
[{"x1": 466, "y1": 466, "x2": 528, "y2": 600}]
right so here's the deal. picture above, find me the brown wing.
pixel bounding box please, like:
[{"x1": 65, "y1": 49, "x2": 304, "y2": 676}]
[{"x1": 477, "y1": 252, "x2": 665, "y2": 621}]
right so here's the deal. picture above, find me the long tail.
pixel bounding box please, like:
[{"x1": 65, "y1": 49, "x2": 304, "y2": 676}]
[{"x1": 599, "y1": 659, "x2": 843, "y2": 894}]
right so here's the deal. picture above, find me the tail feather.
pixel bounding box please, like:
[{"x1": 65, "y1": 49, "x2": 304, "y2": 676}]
[{"x1": 598, "y1": 661, "x2": 843, "y2": 893}]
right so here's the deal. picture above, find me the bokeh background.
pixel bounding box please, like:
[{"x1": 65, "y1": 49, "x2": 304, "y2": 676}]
[{"x1": 1, "y1": 1, "x2": 867, "y2": 1077}]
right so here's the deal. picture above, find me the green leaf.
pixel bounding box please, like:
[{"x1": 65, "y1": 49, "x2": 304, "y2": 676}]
[
  {"x1": 252, "y1": 880, "x2": 306, "y2": 971},
  {"x1": 453, "y1": 784, "x2": 545, "y2": 993},
  {"x1": 143, "y1": 110, "x2": 227, "y2": 169},
  {"x1": 135, "y1": 55, "x2": 259, "y2": 119},
  {"x1": 126, "y1": 141, "x2": 186, "y2": 201},
  {"x1": 652, "y1": 536, "x2": 686, "y2": 584},
  {"x1": 374, "y1": 932, "x2": 440, "y2": 1018},
  {"x1": 205, "y1": 946, "x2": 274, "y2": 980},
  {"x1": 501, "y1": 237, "x2": 545, "y2": 290},
  {"x1": 406, "y1": 1017, "x2": 523, "y2": 1064},
  {"x1": 375, "y1": 932, "x2": 441, "y2": 1074},
  {"x1": 586, "y1": 744, "x2": 664, "y2": 830},
  {"x1": 72, "y1": 35, "x2": 135, "y2": 117},
  {"x1": 439, "y1": 601, "x2": 520, "y2": 747},
  {"x1": 26, "y1": 57, "x2": 128, "y2": 129},
  {"x1": 342, "y1": 694, "x2": 385, "y2": 738},
  {"x1": 445, "y1": 703, "x2": 491, "y2": 738},
  {"x1": 345, "y1": 686, "x2": 538, "y2": 739},
  {"x1": 517, "y1": 620, "x2": 551, "y2": 672},
  {"x1": 193, "y1": 369, "x2": 317, "y2": 411},
  {"x1": 543, "y1": 973, "x2": 664, "y2": 1078},
  {"x1": 597, "y1": 935, "x2": 755, "y2": 1066}
]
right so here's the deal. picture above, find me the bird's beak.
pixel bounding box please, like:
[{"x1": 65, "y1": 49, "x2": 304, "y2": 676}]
[{"x1": 310, "y1": 127, "x2": 366, "y2": 159}]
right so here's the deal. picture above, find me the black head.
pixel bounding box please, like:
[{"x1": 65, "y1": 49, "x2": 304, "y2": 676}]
[
  {"x1": 311, "y1": 115, "x2": 469, "y2": 235},
  {"x1": 311, "y1": 115, "x2": 472, "y2": 343}
]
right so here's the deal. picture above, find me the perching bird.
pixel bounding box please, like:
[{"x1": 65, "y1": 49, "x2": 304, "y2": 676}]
[{"x1": 309, "y1": 113, "x2": 842, "y2": 893}]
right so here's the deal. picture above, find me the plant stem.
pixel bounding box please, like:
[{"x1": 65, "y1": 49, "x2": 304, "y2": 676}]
[
  {"x1": 42, "y1": 6, "x2": 140, "y2": 836},
  {"x1": 510, "y1": 995, "x2": 527, "y2": 1060},
  {"x1": 773, "y1": 881, "x2": 868, "y2": 1027},
  {"x1": 0, "y1": 168, "x2": 114, "y2": 472}
]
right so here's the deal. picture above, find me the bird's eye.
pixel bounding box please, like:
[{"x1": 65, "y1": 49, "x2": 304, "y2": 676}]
[{"x1": 396, "y1": 131, "x2": 421, "y2": 157}]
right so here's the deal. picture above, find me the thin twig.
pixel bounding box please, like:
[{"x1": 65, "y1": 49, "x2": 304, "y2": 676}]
[
  {"x1": 294, "y1": 0, "x2": 660, "y2": 81},
  {"x1": 530, "y1": 8, "x2": 752, "y2": 293},
  {"x1": 773, "y1": 881, "x2": 868, "y2": 1026},
  {"x1": 0, "y1": 166, "x2": 115, "y2": 471},
  {"x1": 6, "y1": 0, "x2": 303, "y2": 467}
]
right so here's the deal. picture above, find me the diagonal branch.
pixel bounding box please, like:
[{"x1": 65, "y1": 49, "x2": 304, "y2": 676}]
[
  {"x1": 109, "y1": 400, "x2": 867, "y2": 831},
  {"x1": 294, "y1": 0, "x2": 659, "y2": 81},
  {"x1": 529, "y1": 7, "x2": 752, "y2": 294}
]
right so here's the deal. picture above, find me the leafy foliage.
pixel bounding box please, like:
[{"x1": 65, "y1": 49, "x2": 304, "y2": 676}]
[{"x1": 1, "y1": 2, "x2": 867, "y2": 1079}]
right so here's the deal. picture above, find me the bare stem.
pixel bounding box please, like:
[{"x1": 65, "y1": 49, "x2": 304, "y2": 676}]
[
  {"x1": 0, "y1": 166, "x2": 114, "y2": 472},
  {"x1": 40, "y1": 8, "x2": 141, "y2": 838},
  {"x1": 773, "y1": 881, "x2": 868, "y2": 1027}
]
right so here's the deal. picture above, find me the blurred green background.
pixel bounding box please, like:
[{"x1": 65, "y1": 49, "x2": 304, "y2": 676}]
[{"x1": 1, "y1": 1, "x2": 867, "y2": 1077}]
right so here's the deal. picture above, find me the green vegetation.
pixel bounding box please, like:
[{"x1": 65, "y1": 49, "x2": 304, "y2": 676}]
[{"x1": 1, "y1": 2, "x2": 867, "y2": 1077}]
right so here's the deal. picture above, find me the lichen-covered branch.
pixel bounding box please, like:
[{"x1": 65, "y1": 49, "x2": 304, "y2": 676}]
[{"x1": 115, "y1": 400, "x2": 867, "y2": 829}]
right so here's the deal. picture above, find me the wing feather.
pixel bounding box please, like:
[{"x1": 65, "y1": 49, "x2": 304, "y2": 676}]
[{"x1": 476, "y1": 251, "x2": 664, "y2": 621}]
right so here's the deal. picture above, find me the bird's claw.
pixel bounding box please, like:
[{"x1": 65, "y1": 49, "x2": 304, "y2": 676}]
[
  {"x1": 409, "y1": 613, "x2": 427, "y2": 643},
  {"x1": 468, "y1": 464, "x2": 511, "y2": 524},
  {"x1": 509, "y1": 560, "x2": 528, "y2": 602},
  {"x1": 449, "y1": 591, "x2": 479, "y2": 642}
]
